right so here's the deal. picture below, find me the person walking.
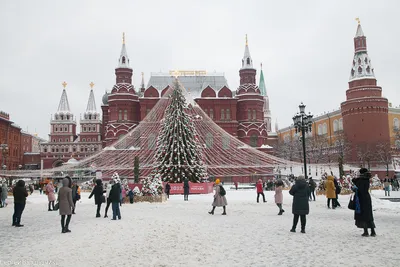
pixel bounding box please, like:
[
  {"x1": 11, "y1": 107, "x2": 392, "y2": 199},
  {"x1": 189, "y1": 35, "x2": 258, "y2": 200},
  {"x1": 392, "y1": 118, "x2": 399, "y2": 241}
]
[
  {"x1": 275, "y1": 180, "x2": 284, "y2": 215},
  {"x1": 12, "y1": 180, "x2": 28, "y2": 227},
  {"x1": 46, "y1": 182, "x2": 56, "y2": 211},
  {"x1": 88, "y1": 179, "x2": 105, "y2": 218},
  {"x1": 1, "y1": 183, "x2": 8, "y2": 208},
  {"x1": 208, "y1": 179, "x2": 227, "y2": 215},
  {"x1": 71, "y1": 182, "x2": 80, "y2": 214},
  {"x1": 256, "y1": 179, "x2": 267, "y2": 203},
  {"x1": 39, "y1": 186, "x2": 43, "y2": 195},
  {"x1": 383, "y1": 178, "x2": 391, "y2": 197},
  {"x1": 326, "y1": 176, "x2": 336, "y2": 209},
  {"x1": 333, "y1": 177, "x2": 341, "y2": 208},
  {"x1": 234, "y1": 181, "x2": 238, "y2": 190},
  {"x1": 183, "y1": 177, "x2": 189, "y2": 201},
  {"x1": 109, "y1": 179, "x2": 122, "y2": 220},
  {"x1": 165, "y1": 182, "x2": 171, "y2": 199},
  {"x1": 352, "y1": 168, "x2": 376, "y2": 237},
  {"x1": 289, "y1": 175, "x2": 309, "y2": 233},
  {"x1": 308, "y1": 178, "x2": 316, "y2": 201},
  {"x1": 121, "y1": 186, "x2": 126, "y2": 204},
  {"x1": 128, "y1": 188, "x2": 134, "y2": 204},
  {"x1": 58, "y1": 177, "x2": 74, "y2": 233},
  {"x1": 104, "y1": 181, "x2": 113, "y2": 218}
]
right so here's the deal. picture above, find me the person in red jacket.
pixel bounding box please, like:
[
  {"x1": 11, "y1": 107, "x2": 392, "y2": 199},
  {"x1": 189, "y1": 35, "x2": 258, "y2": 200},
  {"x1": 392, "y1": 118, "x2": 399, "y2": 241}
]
[{"x1": 256, "y1": 179, "x2": 267, "y2": 203}]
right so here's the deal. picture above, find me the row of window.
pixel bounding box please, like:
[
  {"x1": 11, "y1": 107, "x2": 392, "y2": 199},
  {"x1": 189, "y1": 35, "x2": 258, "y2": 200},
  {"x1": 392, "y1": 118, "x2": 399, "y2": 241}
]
[
  {"x1": 317, "y1": 119, "x2": 343, "y2": 135},
  {"x1": 43, "y1": 147, "x2": 98, "y2": 153},
  {"x1": 203, "y1": 109, "x2": 231, "y2": 121},
  {"x1": 54, "y1": 126, "x2": 68, "y2": 132},
  {"x1": 118, "y1": 110, "x2": 128, "y2": 121},
  {"x1": 82, "y1": 126, "x2": 97, "y2": 132},
  {"x1": 54, "y1": 114, "x2": 72, "y2": 120},
  {"x1": 53, "y1": 138, "x2": 69, "y2": 142}
]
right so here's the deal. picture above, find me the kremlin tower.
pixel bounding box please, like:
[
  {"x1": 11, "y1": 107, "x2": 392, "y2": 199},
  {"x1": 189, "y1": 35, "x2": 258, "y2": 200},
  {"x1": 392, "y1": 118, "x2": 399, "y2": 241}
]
[
  {"x1": 341, "y1": 20, "x2": 390, "y2": 162},
  {"x1": 236, "y1": 35, "x2": 268, "y2": 147},
  {"x1": 259, "y1": 64, "x2": 272, "y2": 132},
  {"x1": 102, "y1": 33, "x2": 140, "y2": 147}
]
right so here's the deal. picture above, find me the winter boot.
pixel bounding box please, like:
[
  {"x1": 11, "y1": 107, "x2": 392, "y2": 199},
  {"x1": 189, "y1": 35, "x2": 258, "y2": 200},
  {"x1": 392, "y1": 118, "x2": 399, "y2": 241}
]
[
  {"x1": 208, "y1": 207, "x2": 215, "y2": 215},
  {"x1": 370, "y1": 228, "x2": 376, "y2": 237},
  {"x1": 222, "y1": 206, "x2": 227, "y2": 215},
  {"x1": 301, "y1": 227, "x2": 306, "y2": 234},
  {"x1": 290, "y1": 228, "x2": 296, "y2": 233},
  {"x1": 362, "y1": 228, "x2": 369, "y2": 237},
  {"x1": 278, "y1": 210, "x2": 283, "y2": 215}
]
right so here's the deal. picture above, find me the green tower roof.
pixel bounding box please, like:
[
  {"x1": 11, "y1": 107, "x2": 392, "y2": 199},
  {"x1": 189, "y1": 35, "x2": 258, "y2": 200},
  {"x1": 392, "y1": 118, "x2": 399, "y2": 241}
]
[{"x1": 259, "y1": 67, "x2": 267, "y2": 96}]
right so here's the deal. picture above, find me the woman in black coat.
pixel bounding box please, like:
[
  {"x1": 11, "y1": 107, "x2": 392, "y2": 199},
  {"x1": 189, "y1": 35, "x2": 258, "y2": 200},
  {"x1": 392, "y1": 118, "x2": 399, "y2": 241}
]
[
  {"x1": 89, "y1": 179, "x2": 105, "y2": 218},
  {"x1": 165, "y1": 182, "x2": 171, "y2": 199},
  {"x1": 289, "y1": 175, "x2": 310, "y2": 233},
  {"x1": 12, "y1": 180, "x2": 29, "y2": 227},
  {"x1": 352, "y1": 168, "x2": 376, "y2": 237}
]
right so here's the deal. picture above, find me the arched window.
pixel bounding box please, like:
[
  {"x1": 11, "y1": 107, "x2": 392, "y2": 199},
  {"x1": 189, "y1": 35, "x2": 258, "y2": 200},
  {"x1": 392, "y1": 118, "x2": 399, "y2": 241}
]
[
  {"x1": 247, "y1": 110, "x2": 251, "y2": 120},
  {"x1": 246, "y1": 58, "x2": 250, "y2": 65},
  {"x1": 339, "y1": 118, "x2": 343, "y2": 131},
  {"x1": 253, "y1": 110, "x2": 256, "y2": 120},
  {"x1": 118, "y1": 110, "x2": 122, "y2": 121},
  {"x1": 226, "y1": 108, "x2": 230, "y2": 120},
  {"x1": 82, "y1": 138, "x2": 86, "y2": 142},
  {"x1": 209, "y1": 109, "x2": 214, "y2": 119},
  {"x1": 318, "y1": 125, "x2": 322, "y2": 135},
  {"x1": 124, "y1": 110, "x2": 128, "y2": 121},
  {"x1": 394, "y1": 118, "x2": 400, "y2": 129},
  {"x1": 204, "y1": 109, "x2": 208, "y2": 116},
  {"x1": 323, "y1": 123, "x2": 327, "y2": 134},
  {"x1": 222, "y1": 135, "x2": 230, "y2": 150},
  {"x1": 250, "y1": 134, "x2": 258, "y2": 147},
  {"x1": 333, "y1": 120, "x2": 339, "y2": 132},
  {"x1": 87, "y1": 138, "x2": 91, "y2": 142},
  {"x1": 220, "y1": 109, "x2": 225, "y2": 120},
  {"x1": 122, "y1": 56, "x2": 126, "y2": 64},
  {"x1": 206, "y1": 133, "x2": 213, "y2": 148}
]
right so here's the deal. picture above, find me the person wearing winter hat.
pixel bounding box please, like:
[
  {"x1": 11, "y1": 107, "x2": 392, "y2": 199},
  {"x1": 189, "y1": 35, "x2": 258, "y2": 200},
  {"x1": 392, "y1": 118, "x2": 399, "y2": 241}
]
[
  {"x1": 58, "y1": 177, "x2": 74, "y2": 233},
  {"x1": 88, "y1": 179, "x2": 105, "y2": 218},
  {"x1": 256, "y1": 179, "x2": 267, "y2": 203},
  {"x1": 12, "y1": 180, "x2": 29, "y2": 227},
  {"x1": 289, "y1": 175, "x2": 309, "y2": 233},
  {"x1": 209, "y1": 179, "x2": 227, "y2": 215},
  {"x1": 352, "y1": 168, "x2": 376, "y2": 237},
  {"x1": 109, "y1": 179, "x2": 122, "y2": 220},
  {"x1": 275, "y1": 180, "x2": 285, "y2": 215}
]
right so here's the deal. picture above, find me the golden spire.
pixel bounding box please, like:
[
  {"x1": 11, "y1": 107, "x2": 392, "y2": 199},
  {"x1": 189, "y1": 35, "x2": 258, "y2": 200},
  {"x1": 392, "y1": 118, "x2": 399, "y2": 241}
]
[
  {"x1": 141, "y1": 72, "x2": 144, "y2": 78},
  {"x1": 89, "y1": 82, "x2": 95, "y2": 89},
  {"x1": 122, "y1": 32, "x2": 125, "y2": 44},
  {"x1": 355, "y1": 17, "x2": 360, "y2": 25},
  {"x1": 62, "y1": 81, "x2": 67, "y2": 89},
  {"x1": 245, "y1": 34, "x2": 248, "y2": 46}
]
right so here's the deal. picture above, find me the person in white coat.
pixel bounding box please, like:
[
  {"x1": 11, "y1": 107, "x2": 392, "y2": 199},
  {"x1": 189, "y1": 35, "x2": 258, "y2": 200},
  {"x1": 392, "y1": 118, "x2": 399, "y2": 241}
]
[
  {"x1": 104, "y1": 181, "x2": 114, "y2": 218},
  {"x1": 208, "y1": 179, "x2": 227, "y2": 215}
]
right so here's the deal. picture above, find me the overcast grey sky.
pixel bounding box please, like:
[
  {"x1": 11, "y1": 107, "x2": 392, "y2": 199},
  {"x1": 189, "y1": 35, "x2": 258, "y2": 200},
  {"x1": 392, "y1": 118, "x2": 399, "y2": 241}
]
[{"x1": 0, "y1": 0, "x2": 399, "y2": 139}]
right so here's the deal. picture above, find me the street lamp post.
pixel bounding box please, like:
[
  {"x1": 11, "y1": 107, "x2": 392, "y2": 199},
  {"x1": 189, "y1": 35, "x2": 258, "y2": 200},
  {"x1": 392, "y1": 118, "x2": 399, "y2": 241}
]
[{"x1": 292, "y1": 103, "x2": 313, "y2": 179}]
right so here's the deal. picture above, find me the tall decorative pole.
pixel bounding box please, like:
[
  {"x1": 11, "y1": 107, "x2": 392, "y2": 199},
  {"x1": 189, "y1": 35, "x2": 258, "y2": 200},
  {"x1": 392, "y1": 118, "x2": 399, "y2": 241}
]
[{"x1": 292, "y1": 103, "x2": 313, "y2": 179}]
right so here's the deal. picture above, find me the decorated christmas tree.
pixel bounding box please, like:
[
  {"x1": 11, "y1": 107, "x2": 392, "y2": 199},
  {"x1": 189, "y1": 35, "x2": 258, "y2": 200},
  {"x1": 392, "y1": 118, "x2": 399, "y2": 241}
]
[{"x1": 141, "y1": 79, "x2": 208, "y2": 195}]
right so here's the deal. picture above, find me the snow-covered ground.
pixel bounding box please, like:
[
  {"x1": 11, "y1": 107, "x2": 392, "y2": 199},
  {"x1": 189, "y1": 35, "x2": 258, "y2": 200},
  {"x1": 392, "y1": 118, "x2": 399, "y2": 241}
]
[{"x1": 1, "y1": 189, "x2": 400, "y2": 267}]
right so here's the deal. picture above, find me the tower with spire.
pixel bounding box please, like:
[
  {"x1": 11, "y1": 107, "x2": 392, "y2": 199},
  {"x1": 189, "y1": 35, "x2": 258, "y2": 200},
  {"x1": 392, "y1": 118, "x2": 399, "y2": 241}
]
[
  {"x1": 341, "y1": 19, "x2": 390, "y2": 162},
  {"x1": 41, "y1": 82, "x2": 77, "y2": 168},
  {"x1": 259, "y1": 63, "x2": 272, "y2": 132},
  {"x1": 79, "y1": 82, "x2": 102, "y2": 153},
  {"x1": 235, "y1": 35, "x2": 268, "y2": 147},
  {"x1": 103, "y1": 33, "x2": 140, "y2": 147}
]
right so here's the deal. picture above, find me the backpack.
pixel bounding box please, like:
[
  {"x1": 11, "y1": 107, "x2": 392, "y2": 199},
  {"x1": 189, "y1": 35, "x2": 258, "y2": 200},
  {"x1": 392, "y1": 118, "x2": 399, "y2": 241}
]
[{"x1": 219, "y1": 185, "x2": 226, "y2": 196}]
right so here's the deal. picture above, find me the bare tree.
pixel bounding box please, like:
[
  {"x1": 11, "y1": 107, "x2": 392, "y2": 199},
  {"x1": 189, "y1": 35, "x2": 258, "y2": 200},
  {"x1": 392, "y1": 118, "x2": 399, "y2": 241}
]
[
  {"x1": 356, "y1": 143, "x2": 374, "y2": 170},
  {"x1": 376, "y1": 142, "x2": 392, "y2": 176},
  {"x1": 333, "y1": 132, "x2": 351, "y2": 177}
]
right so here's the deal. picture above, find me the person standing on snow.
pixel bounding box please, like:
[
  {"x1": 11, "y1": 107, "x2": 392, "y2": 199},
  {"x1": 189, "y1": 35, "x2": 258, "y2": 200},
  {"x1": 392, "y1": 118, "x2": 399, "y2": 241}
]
[
  {"x1": 88, "y1": 179, "x2": 105, "y2": 218},
  {"x1": 308, "y1": 178, "x2": 316, "y2": 201},
  {"x1": 12, "y1": 180, "x2": 29, "y2": 227},
  {"x1": 46, "y1": 182, "x2": 56, "y2": 211},
  {"x1": 165, "y1": 182, "x2": 171, "y2": 199},
  {"x1": 1, "y1": 183, "x2": 7, "y2": 208},
  {"x1": 383, "y1": 178, "x2": 391, "y2": 196},
  {"x1": 333, "y1": 177, "x2": 341, "y2": 208},
  {"x1": 71, "y1": 181, "x2": 80, "y2": 214},
  {"x1": 275, "y1": 180, "x2": 284, "y2": 215},
  {"x1": 128, "y1": 188, "x2": 134, "y2": 204},
  {"x1": 104, "y1": 181, "x2": 113, "y2": 218},
  {"x1": 256, "y1": 179, "x2": 266, "y2": 203},
  {"x1": 183, "y1": 177, "x2": 190, "y2": 201},
  {"x1": 109, "y1": 179, "x2": 122, "y2": 220},
  {"x1": 58, "y1": 177, "x2": 74, "y2": 233},
  {"x1": 289, "y1": 175, "x2": 309, "y2": 233},
  {"x1": 208, "y1": 179, "x2": 227, "y2": 215},
  {"x1": 352, "y1": 168, "x2": 376, "y2": 237},
  {"x1": 325, "y1": 176, "x2": 336, "y2": 209}
]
